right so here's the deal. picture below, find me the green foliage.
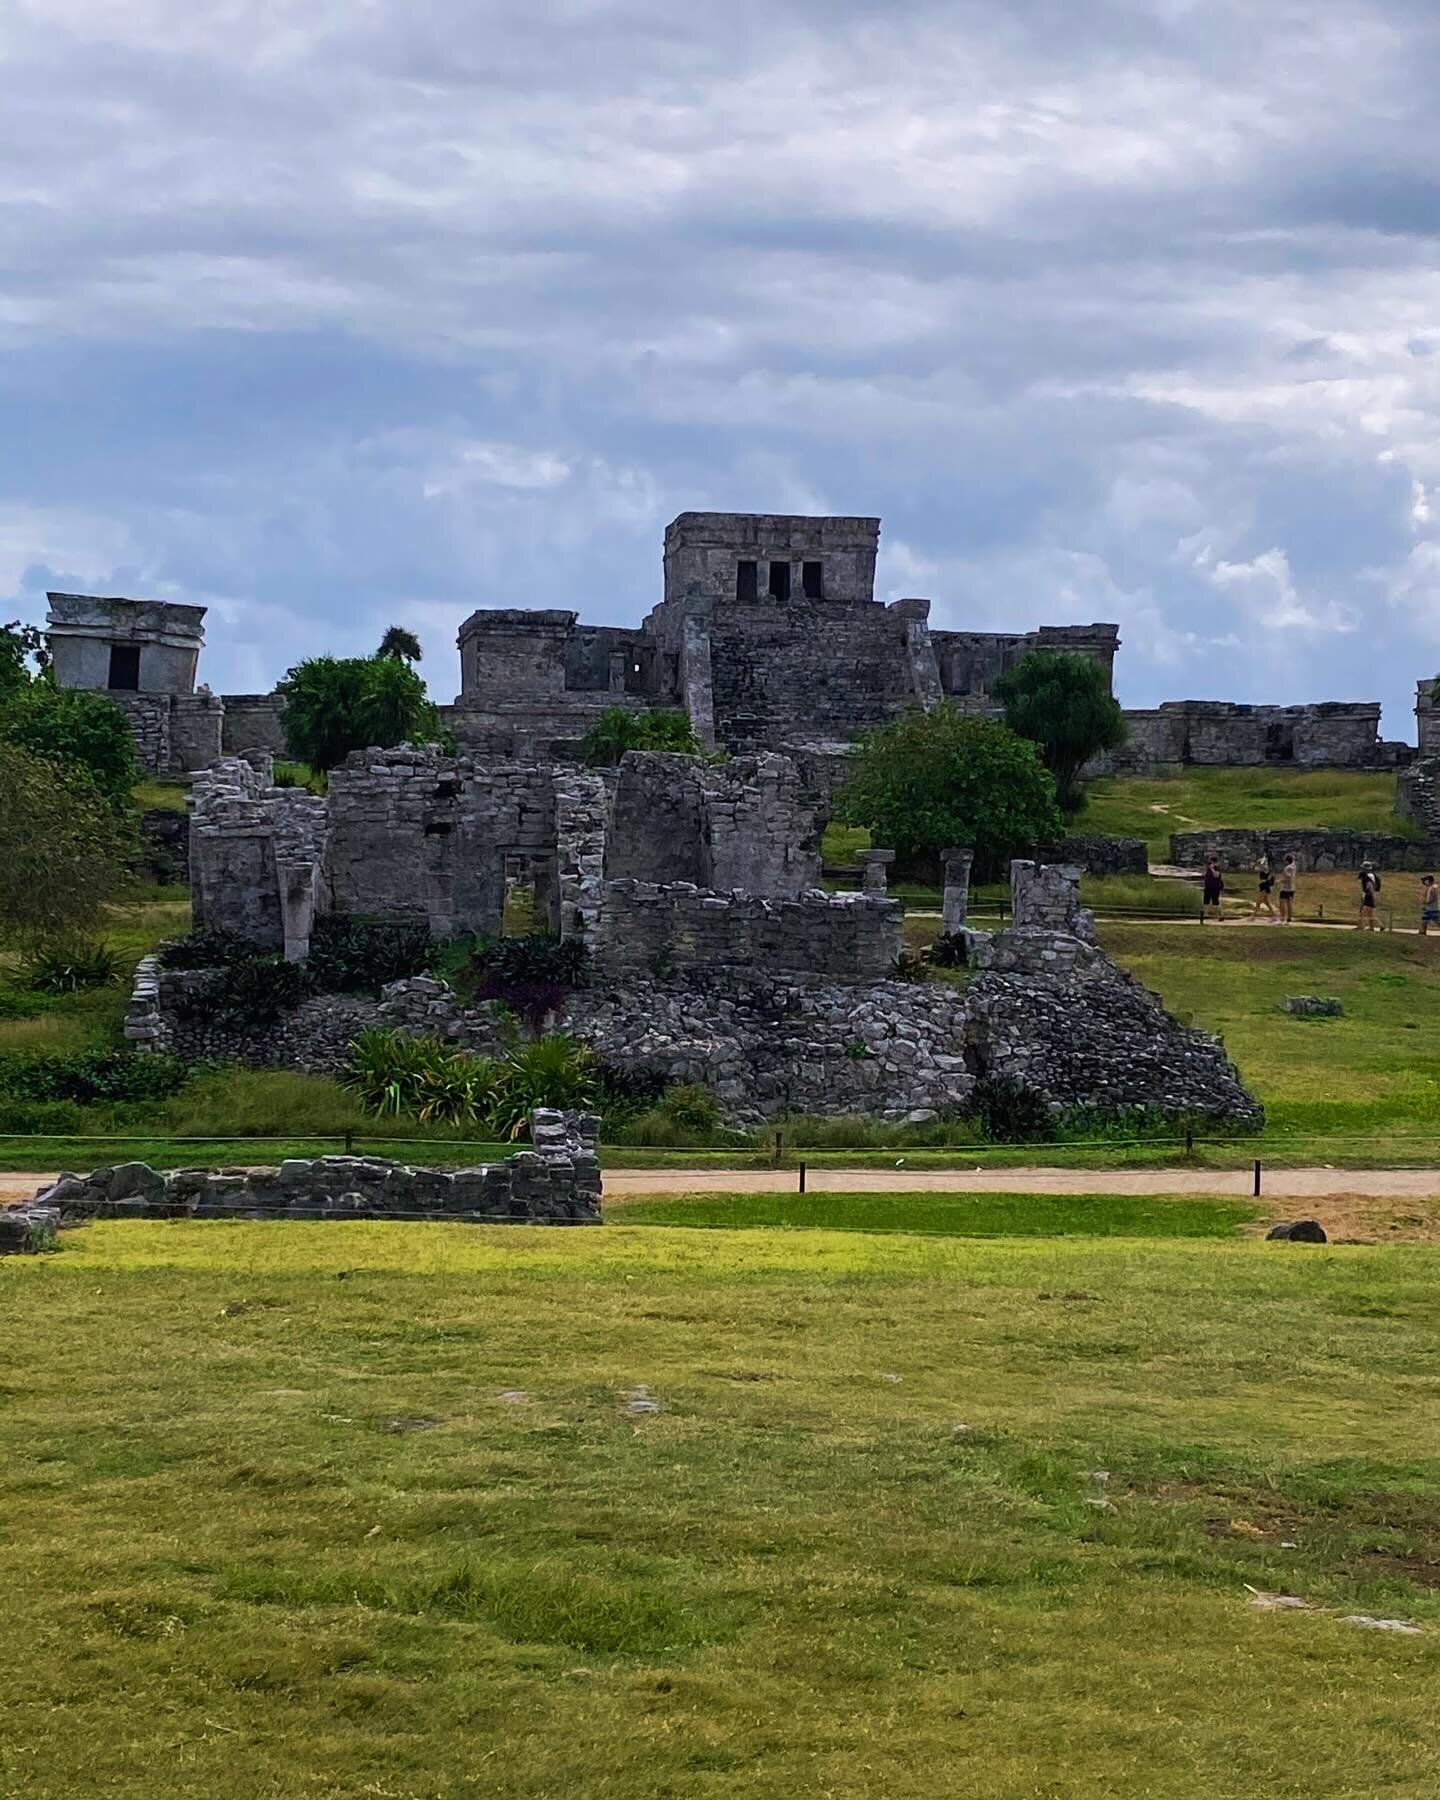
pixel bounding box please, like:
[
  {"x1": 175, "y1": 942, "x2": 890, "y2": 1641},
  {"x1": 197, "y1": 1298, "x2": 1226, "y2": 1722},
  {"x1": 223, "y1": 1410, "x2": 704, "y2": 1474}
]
[
  {"x1": 271, "y1": 760, "x2": 327, "y2": 794},
  {"x1": 157, "y1": 928, "x2": 258, "y2": 971},
  {"x1": 993, "y1": 650, "x2": 1127, "y2": 813},
  {"x1": 276, "y1": 653, "x2": 443, "y2": 772},
  {"x1": 24, "y1": 942, "x2": 121, "y2": 994},
  {"x1": 305, "y1": 915, "x2": 436, "y2": 995},
  {"x1": 376, "y1": 625, "x2": 423, "y2": 663},
  {"x1": 889, "y1": 950, "x2": 931, "y2": 983},
  {"x1": 0, "y1": 619, "x2": 48, "y2": 696},
  {"x1": 0, "y1": 683, "x2": 138, "y2": 802},
  {"x1": 579, "y1": 706, "x2": 701, "y2": 767},
  {"x1": 0, "y1": 744, "x2": 135, "y2": 952},
  {"x1": 836, "y1": 705, "x2": 1062, "y2": 881},
  {"x1": 458, "y1": 932, "x2": 590, "y2": 1034},
  {"x1": 175, "y1": 956, "x2": 314, "y2": 1030},
  {"x1": 492, "y1": 1035, "x2": 599, "y2": 1139},
  {"x1": 969, "y1": 1073, "x2": 1054, "y2": 1143},
  {"x1": 341, "y1": 1028, "x2": 597, "y2": 1139},
  {"x1": 923, "y1": 930, "x2": 969, "y2": 969},
  {"x1": 0, "y1": 1050, "x2": 189, "y2": 1105}
]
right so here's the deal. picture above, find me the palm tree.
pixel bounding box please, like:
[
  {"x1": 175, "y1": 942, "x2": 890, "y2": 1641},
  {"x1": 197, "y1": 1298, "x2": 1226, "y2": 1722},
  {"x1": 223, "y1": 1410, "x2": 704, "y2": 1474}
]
[{"x1": 376, "y1": 626, "x2": 423, "y2": 664}]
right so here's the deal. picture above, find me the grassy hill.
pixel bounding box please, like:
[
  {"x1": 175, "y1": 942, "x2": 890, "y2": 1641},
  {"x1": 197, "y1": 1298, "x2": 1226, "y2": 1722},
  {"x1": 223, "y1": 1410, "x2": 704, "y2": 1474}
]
[{"x1": 1080, "y1": 767, "x2": 1416, "y2": 862}]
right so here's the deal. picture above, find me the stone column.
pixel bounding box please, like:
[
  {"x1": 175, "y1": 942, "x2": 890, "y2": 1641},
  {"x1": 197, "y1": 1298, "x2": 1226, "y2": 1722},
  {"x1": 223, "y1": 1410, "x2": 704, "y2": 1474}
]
[
  {"x1": 941, "y1": 847, "x2": 973, "y2": 932},
  {"x1": 861, "y1": 848, "x2": 896, "y2": 895},
  {"x1": 608, "y1": 651, "x2": 628, "y2": 694}
]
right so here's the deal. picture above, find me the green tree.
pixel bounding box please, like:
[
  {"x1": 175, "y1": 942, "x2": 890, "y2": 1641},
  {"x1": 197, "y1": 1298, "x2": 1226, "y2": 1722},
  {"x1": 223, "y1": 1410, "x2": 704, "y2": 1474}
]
[
  {"x1": 376, "y1": 625, "x2": 423, "y2": 663},
  {"x1": 836, "y1": 705, "x2": 1062, "y2": 881},
  {"x1": 0, "y1": 683, "x2": 137, "y2": 803},
  {"x1": 276, "y1": 654, "x2": 444, "y2": 772},
  {"x1": 0, "y1": 620, "x2": 48, "y2": 697},
  {"x1": 579, "y1": 706, "x2": 701, "y2": 767},
  {"x1": 992, "y1": 650, "x2": 1126, "y2": 814},
  {"x1": 0, "y1": 745, "x2": 134, "y2": 950}
]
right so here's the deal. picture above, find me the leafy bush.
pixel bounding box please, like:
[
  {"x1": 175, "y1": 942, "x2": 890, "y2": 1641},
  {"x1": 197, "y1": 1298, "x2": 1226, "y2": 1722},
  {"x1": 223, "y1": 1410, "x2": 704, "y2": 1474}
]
[
  {"x1": 25, "y1": 942, "x2": 121, "y2": 993},
  {"x1": 0, "y1": 744, "x2": 135, "y2": 952},
  {"x1": 595, "y1": 1061, "x2": 672, "y2": 1119},
  {"x1": 492, "y1": 1036, "x2": 599, "y2": 1140},
  {"x1": 579, "y1": 707, "x2": 701, "y2": 767},
  {"x1": 0, "y1": 1098, "x2": 86, "y2": 1135},
  {"x1": 0, "y1": 683, "x2": 137, "y2": 803},
  {"x1": 0, "y1": 1051, "x2": 190, "y2": 1105},
  {"x1": 657, "y1": 1083, "x2": 724, "y2": 1134},
  {"x1": 993, "y1": 648, "x2": 1127, "y2": 814},
  {"x1": 0, "y1": 987, "x2": 48, "y2": 1021},
  {"x1": 969, "y1": 1074, "x2": 1053, "y2": 1144},
  {"x1": 461, "y1": 932, "x2": 590, "y2": 1035},
  {"x1": 306, "y1": 915, "x2": 436, "y2": 995},
  {"x1": 923, "y1": 931, "x2": 969, "y2": 970},
  {"x1": 889, "y1": 951, "x2": 930, "y2": 984},
  {"x1": 272, "y1": 760, "x2": 327, "y2": 795},
  {"x1": 277, "y1": 653, "x2": 445, "y2": 772},
  {"x1": 158, "y1": 928, "x2": 259, "y2": 971},
  {"x1": 175, "y1": 956, "x2": 314, "y2": 1030}
]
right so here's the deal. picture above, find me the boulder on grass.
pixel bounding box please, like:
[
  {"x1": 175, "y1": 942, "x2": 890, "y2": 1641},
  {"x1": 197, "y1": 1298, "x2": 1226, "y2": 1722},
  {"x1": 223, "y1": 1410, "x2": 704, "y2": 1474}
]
[{"x1": 1266, "y1": 1220, "x2": 1328, "y2": 1243}]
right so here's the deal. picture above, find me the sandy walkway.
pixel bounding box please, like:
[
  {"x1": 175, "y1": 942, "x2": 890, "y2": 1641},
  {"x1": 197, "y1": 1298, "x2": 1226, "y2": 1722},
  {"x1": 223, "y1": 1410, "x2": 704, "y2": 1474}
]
[{"x1": 598, "y1": 1166, "x2": 1440, "y2": 1200}]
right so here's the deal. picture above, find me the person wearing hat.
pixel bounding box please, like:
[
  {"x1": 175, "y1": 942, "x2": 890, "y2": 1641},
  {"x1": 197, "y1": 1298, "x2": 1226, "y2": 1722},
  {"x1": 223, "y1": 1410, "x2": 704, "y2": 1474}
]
[
  {"x1": 1420, "y1": 874, "x2": 1439, "y2": 937},
  {"x1": 1357, "y1": 860, "x2": 1381, "y2": 931}
]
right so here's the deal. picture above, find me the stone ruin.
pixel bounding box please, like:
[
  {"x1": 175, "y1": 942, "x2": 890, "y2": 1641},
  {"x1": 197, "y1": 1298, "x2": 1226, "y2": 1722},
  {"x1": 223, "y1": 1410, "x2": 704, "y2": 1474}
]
[
  {"x1": 6, "y1": 1111, "x2": 601, "y2": 1251},
  {"x1": 139, "y1": 764, "x2": 1263, "y2": 1128}
]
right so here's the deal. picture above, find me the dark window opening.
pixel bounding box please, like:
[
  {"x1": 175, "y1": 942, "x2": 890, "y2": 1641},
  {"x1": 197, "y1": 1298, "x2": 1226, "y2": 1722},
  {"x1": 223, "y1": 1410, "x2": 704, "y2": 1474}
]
[
  {"x1": 1264, "y1": 722, "x2": 1295, "y2": 762},
  {"x1": 107, "y1": 644, "x2": 141, "y2": 692},
  {"x1": 802, "y1": 560, "x2": 823, "y2": 599},
  {"x1": 768, "y1": 560, "x2": 791, "y2": 601},
  {"x1": 736, "y1": 560, "x2": 758, "y2": 602}
]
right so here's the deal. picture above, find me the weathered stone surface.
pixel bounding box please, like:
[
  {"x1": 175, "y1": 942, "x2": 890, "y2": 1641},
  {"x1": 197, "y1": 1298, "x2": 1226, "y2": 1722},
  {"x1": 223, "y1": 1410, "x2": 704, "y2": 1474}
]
[
  {"x1": 1170, "y1": 828, "x2": 1430, "y2": 874},
  {"x1": 1267, "y1": 1220, "x2": 1329, "y2": 1243},
  {"x1": 0, "y1": 1207, "x2": 60, "y2": 1255},
  {"x1": 1284, "y1": 996, "x2": 1344, "y2": 1017},
  {"x1": 28, "y1": 1112, "x2": 602, "y2": 1226},
  {"x1": 1035, "y1": 835, "x2": 1148, "y2": 877}
]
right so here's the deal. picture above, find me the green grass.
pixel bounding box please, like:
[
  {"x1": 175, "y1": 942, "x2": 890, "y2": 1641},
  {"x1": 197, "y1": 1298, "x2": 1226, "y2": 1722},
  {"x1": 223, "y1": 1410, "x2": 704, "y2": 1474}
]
[
  {"x1": 3, "y1": 1222, "x2": 1439, "y2": 1796},
  {"x1": 613, "y1": 1190, "x2": 1261, "y2": 1237},
  {"x1": 130, "y1": 778, "x2": 190, "y2": 813},
  {"x1": 1081, "y1": 767, "x2": 1414, "y2": 861}
]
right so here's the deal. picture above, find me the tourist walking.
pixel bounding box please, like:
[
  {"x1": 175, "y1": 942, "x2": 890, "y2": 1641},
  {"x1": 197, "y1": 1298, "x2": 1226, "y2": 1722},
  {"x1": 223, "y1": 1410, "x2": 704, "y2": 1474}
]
[
  {"x1": 1278, "y1": 855, "x2": 1297, "y2": 924},
  {"x1": 1421, "y1": 874, "x2": 1439, "y2": 936},
  {"x1": 1202, "y1": 853, "x2": 1224, "y2": 921},
  {"x1": 1252, "y1": 851, "x2": 1277, "y2": 920},
  {"x1": 1357, "y1": 861, "x2": 1381, "y2": 931}
]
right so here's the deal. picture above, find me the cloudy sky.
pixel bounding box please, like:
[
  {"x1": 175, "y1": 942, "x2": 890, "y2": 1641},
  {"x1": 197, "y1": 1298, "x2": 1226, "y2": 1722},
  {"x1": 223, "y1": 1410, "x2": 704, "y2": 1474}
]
[{"x1": 3, "y1": 0, "x2": 1439, "y2": 732}]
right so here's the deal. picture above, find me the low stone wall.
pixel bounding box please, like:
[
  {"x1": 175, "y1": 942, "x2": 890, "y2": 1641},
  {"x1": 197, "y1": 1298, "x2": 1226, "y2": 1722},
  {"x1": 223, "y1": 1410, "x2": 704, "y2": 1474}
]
[
  {"x1": 144, "y1": 967, "x2": 378, "y2": 1070},
  {"x1": 1035, "y1": 835, "x2": 1148, "y2": 877},
  {"x1": 593, "y1": 882, "x2": 902, "y2": 980},
  {"x1": 1169, "y1": 827, "x2": 1432, "y2": 873},
  {"x1": 25, "y1": 1110, "x2": 601, "y2": 1226}
]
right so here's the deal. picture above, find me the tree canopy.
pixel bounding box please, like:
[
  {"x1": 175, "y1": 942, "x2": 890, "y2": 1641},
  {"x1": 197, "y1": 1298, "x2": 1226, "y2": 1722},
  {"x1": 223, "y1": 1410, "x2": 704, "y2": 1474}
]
[
  {"x1": 376, "y1": 626, "x2": 423, "y2": 663},
  {"x1": 0, "y1": 681, "x2": 137, "y2": 803},
  {"x1": 835, "y1": 705, "x2": 1062, "y2": 880},
  {"x1": 0, "y1": 620, "x2": 48, "y2": 697},
  {"x1": 0, "y1": 745, "x2": 134, "y2": 949},
  {"x1": 992, "y1": 649, "x2": 1126, "y2": 813},
  {"x1": 579, "y1": 707, "x2": 702, "y2": 767},
  {"x1": 276, "y1": 654, "x2": 445, "y2": 772}
]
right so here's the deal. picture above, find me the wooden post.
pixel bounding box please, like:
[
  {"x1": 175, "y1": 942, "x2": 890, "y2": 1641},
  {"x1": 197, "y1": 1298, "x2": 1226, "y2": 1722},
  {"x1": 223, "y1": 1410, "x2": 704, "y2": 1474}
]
[
  {"x1": 1252, "y1": 1159, "x2": 1261, "y2": 1197},
  {"x1": 798, "y1": 1162, "x2": 807, "y2": 1194}
]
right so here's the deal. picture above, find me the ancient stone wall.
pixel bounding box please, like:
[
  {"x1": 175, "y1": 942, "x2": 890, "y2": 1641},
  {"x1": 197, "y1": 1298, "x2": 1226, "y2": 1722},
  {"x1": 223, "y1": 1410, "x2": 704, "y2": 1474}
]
[
  {"x1": 592, "y1": 882, "x2": 902, "y2": 980},
  {"x1": 27, "y1": 1110, "x2": 602, "y2": 1226},
  {"x1": 1107, "y1": 700, "x2": 1395, "y2": 774},
  {"x1": 1010, "y1": 860, "x2": 1095, "y2": 936},
  {"x1": 220, "y1": 693, "x2": 289, "y2": 758},
  {"x1": 190, "y1": 757, "x2": 328, "y2": 955},
  {"x1": 1169, "y1": 827, "x2": 1433, "y2": 873},
  {"x1": 1034, "y1": 835, "x2": 1148, "y2": 877},
  {"x1": 1417, "y1": 681, "x2": 1440, "y2": 756}
]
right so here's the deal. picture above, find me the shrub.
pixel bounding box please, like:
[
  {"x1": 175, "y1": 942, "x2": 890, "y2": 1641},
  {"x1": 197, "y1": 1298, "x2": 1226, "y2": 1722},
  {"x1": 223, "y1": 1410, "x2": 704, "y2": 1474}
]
[
  {"x1": 462, "y1": 933, "x2": 590, "y2": 1035},
  {"x1": 993, "y1": 648, "x2": 1127, "y2": 814},
  {"x1": 159, "y1": 928, "x2": 259, "y2": 971},
  {"x1": 889, "y1": 951, "x2": 930, "y2": 984},
  {"x1": 25, "y1": 942, "x2": 121, "y2": 994},
  {"x1": 596, "y1": 1061, "x2": 672, "y2": 1120},
  {"x1": 277, "y1": 654, "x2": 444, "y2": 772},
  {"x1": 176, "y1": 957, "x2": 314, "y2": 1030},
  {"x1": 579, "y1": 707, "x2": 701, "y2": 767},
  {"x1": 492, "y1": 1036, "x2": 599, "y2": 1140},
  {"x1": 306, "y1": 915, "x2": 436, "y2": 995},
  {"x1": 0, "y1": 744, "x2": 135, "y2": 952},
  {"x1": 969, "y1": 1074, "x2": 1052, "y2": 1144},
  {"x1": 0, "y1": 1097, "x2": 86, "y2": 1136},
  {"x1": 0, "y1": 683, "x2": 137, "y2": 803},
  {"x1": 923, "y1": 931, "x2": 969, "y2": 970},
  {"x1": 657, "y1": 1083, "x2": 723, "y2": 1134},
  {"x1": 0, "y1": 1051, "x2": 190, "y2": 1105}
]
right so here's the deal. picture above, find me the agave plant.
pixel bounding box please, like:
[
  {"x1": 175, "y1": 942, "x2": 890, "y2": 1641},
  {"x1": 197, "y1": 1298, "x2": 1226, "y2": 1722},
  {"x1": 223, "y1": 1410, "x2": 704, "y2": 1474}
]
[
  {"x1": 25, "y1": 941, "x2": 120, "y2": 994},
  {"x1": 414, "y1": 1054, "x2": 504, "y2": 1127},
  {"x1": 340, "y1": 1027, "x2": 450, "y2": 1117},
  {"x1": 491, "y1": 1034, "x2": 599, "y2": 1140}
]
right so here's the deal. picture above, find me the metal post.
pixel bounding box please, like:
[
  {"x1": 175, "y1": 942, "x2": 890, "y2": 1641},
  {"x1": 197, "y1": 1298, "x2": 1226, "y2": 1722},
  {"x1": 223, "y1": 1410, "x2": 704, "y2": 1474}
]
[
  {"x1": 1252, "y1": 1159, "x2": 1261, "y2": 1197},
  {"x1": 798, "y1": 1161, "x2": 807, "y2": 1194}
]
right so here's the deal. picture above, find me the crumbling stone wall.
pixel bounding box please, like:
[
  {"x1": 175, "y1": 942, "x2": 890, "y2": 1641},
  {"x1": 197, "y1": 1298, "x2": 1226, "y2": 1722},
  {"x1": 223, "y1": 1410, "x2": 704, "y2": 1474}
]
[
  {"x1": 26, "y1": 1110, "x2": 602, "y2": 1226},
  {"x1": 1035, "y1": 835, "x2": 1148, "y2": 877},
  {"x1": 220, "y1": 694, "x2": 289, "y2": 758},
  {"x1": 1169, "y1": 827, "x2": 1433, "y2": 873},
  {"x1": 190, "y1": 757, "x2": 328, "y2": 956},
  {"x1": 1107, "y1": 700, "x2": 1400, "y2": 774},
  {"x1": 592, "y1": 883, "x2": 902, "y2": 980},
  {"x1": 1010, "y1": 860, "x2": 1095, "y2": 937}
]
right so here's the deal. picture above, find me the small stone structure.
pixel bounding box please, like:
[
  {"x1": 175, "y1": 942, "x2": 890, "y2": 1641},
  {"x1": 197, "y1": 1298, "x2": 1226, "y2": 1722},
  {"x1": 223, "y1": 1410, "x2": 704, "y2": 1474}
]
[
  {"x1": 1104, "y1": 700, "x2": 1407, "y2": 774},
  {"x1": 1284, "y1": 996, "x2": 1343, "y2": 1017},
  {"x1": 1169, "y1": 828, "x2": 1431, "y2": 874},
  {"x1": 24, "y1": 1111, "x2": 601, "y2": 1226},
  {"x1": 1035, "y1": 835, "x2": 1148, "y2": 877},
  {"x1": 0, "y1": 1207, "x2": 59, "y2": 1255},
  {"x1": 941, "y1": 848, "x2": 974, "y2": 933},
  {"x1": 1009, "y1": 860, "x2": 1094, "y2": 937}
]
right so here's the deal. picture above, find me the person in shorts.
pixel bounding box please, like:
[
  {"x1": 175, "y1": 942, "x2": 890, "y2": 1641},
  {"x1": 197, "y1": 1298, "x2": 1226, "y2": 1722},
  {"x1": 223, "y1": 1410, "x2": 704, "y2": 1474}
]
[
  {"x1": 1278, "y1": 855, "x2": 1297, "y2": 924},
  {"x1": 1357, "y1": 861, "x2": 1381, "y2": 931},
  {"x1": 1202, "y1": 854, "x2": 1224, "y2": 920},
  {"x1": 1252, "y1": 851, "x2": 1276, "y2": 920},
  {"x1": 1421, "y1": 874, "x2": 1439, "y2": 936}
]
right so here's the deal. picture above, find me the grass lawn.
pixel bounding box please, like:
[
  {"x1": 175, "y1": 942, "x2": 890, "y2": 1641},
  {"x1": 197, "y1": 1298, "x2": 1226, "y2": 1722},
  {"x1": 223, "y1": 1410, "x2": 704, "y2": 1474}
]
[
  {"x1": 612, "y1": 1190, "x2": 1261, "y2": 1237},
  {"x1": 1081, "y1": 767, "x2": 1415, "y2": 862},
  {"x1": 3, "y1": 1220, "x2": 1438, "y2": 1797}
]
